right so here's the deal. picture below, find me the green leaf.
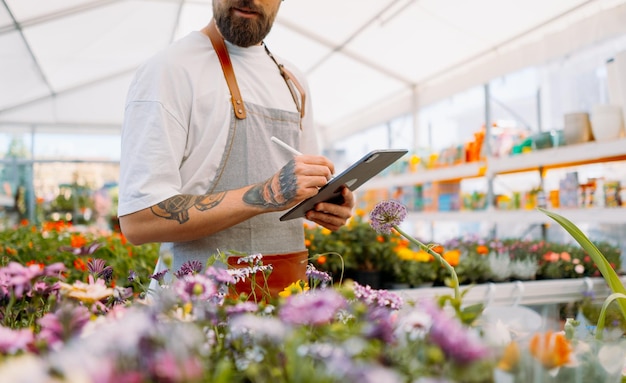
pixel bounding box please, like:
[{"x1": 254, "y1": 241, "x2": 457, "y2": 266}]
[
  {"x1": 596, "y1": 292, "x2": 626, "y2": 340},
  {"x1": 538, "y1": 208, "x2": 626, "y2": 322}
]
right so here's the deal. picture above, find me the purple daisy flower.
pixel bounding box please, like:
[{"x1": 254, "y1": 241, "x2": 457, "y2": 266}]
[
  {"x1": 205, "y1": 266, "x2": 236, "y2": 285},
  {"x1": 0, "y1": 327, "x2": 34, "y2": 355},
  {"x1": 173, "y1": 273, "x2": 217, "y2": 302},
  {"x1": 175, "y1": 260, "x2": 204, "y2": 278},
  {"x1": 369, "y1": 200, "x2": 407, "y2": 234},
  {"x1": 279, "y1": 289, "x2": 347, "y2": 326},
  {"x1": 420, "y1": 299, "x2": 490, "y2": 364}
]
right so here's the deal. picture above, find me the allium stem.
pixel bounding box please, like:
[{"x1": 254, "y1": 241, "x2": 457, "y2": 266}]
[{"x1": 393, "y1": 225, "x2": 460, "y2": 301}]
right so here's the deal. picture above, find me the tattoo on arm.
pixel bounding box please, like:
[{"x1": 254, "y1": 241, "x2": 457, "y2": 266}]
[
  {"x1": 150, "y1": 192, "x2": 226, "y2": 224},
  {"x1": 243, "y1": 160, "x2": 298, "y2": 208}
]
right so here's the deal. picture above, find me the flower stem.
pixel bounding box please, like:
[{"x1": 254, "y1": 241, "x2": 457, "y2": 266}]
[{"x1": 393, "y1": 225, "x2": 460, "y2": 300}]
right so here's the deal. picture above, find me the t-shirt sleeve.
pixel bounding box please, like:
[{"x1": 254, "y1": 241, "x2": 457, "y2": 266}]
[{"x1": 117, "y1": 99, "x2": 188, "y2": 217}]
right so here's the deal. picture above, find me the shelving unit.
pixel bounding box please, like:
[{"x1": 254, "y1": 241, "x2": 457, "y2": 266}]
[
  {"x1": 362, "y1": 138, "x2": 626, "y2": 225},
  {"x1": 395, "y1": 276, "x2": 623, "y2": 307}
]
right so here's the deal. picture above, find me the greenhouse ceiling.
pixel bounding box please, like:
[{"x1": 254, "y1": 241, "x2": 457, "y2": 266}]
[{"x1": 2, "y1": 0, "x2": 626, "y2": 146}]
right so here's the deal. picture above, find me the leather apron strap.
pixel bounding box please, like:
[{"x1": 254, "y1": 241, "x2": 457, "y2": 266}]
[
  {"x1": 206, "y1": 19, "x2": 246, "y2": 120},
  {"x1": 206, "y1": 19, "x2": 306, "y2": 122}
]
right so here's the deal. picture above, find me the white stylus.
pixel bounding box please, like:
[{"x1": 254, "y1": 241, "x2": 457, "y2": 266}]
[{"x1": 271, "y1": 136, "x2": 302, "y2": 156}]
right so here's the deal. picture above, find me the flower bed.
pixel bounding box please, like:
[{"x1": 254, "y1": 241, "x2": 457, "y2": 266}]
[
  {"x1": 305, "y1": 210, "x2": 622, "y2": 288},
  {"x1": 0, "y1": 205, "x2": 625, "y2": 382}
]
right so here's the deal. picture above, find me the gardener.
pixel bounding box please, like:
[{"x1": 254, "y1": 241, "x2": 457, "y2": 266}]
[{"x1": 117, "y1": 0, "x2": 354, "y2": 297}]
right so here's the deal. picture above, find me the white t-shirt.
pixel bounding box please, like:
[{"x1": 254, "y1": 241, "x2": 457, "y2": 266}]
[{"x1": 118, "y1": 31, "x2": 318, "y2": 217}]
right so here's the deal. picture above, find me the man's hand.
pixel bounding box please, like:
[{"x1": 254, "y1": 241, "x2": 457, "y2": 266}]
[
  {"x1": 305, "y1": 186, "x2": 355, "y2": 231},
  {"x1": 243, "y1": 155, "x2": 334, "y2": 210}
]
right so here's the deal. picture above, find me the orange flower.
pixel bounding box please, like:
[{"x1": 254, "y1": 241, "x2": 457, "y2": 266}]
[
  {"x1": 4, "y1": 246, "x2": 17, "y2": 256},
  {"x1": 70, "y1": 234, "x2": 87, "y2": 249},
  {"x1": 376, "y1": 235, "x2": 385, "y2": 243},
  {"x1": 529, "y1": 331, "x2": 572, "y2": 369},
  {"x1": 431, "y1": 244, "x2": 444, "y2": 254},
  {"x1": 20, "y1": 219, "x2": 29, "y2": 226},
  {"x1": 543, "y1": 251, "x2": 559, "y2": 262},
  {"x1": 560, "y1": 252, "x2": 571, "y2": 262},
  {"x1": 304, "y1": 239, "x2": 311, "y2": 247},
  {"x1": 316, "y1": 255, "x2": 327, "y2": 265},
  {"x1": 25, "y1": 260, "x2": 44, "y2": 269},
  {"x1": 442, "y1": 249, "x2": 461, "y2": 267},
  {"x1": 73, "y1": 258, "x2": 87, "y2": 272},
  {"x1": 476, "y1": 245, "x2": 489, "y2": 255}
]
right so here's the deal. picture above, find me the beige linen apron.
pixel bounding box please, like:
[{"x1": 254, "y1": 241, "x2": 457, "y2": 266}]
[{"x1": 153, "y1": 25, "x2": 309, "y2": 297}]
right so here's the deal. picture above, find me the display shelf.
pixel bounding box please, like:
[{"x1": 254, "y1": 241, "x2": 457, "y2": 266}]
[
  {"x1": 365, "y1": 161, "x2": 486, "y2": 190},
  {"x1": 394, "y1": 276, "x2": 622, "y2": 307},
  {"x1": 406, "y1": 207, "x2": 626, "y2": 224},
  {"x1": 487, "y1": 138, "x2": 626, "y2": 175}
]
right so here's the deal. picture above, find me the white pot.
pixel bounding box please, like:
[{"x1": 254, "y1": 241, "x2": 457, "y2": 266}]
[
  {"x1": 563, "y1": 112, "x2": 594, "y2": 145},
  {"x1": 591, "y1": 104, "x2": 625, "y2": 141}
]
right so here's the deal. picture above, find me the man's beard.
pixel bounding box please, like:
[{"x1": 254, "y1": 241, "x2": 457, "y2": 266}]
[{"x1": 213, "y1": 0, "x2": 275, "y2": 47}]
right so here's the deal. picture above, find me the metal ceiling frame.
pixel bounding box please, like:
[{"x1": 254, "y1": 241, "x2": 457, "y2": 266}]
[{"x1": 1, "y1": 0, "x2": 625, "y2": 137}]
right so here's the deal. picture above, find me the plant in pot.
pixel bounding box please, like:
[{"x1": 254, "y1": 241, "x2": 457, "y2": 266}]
[
  {"x1": 392, "y1": 245, "x2": 438, "y2": 288},
  {"x1": 305, "y1": 210, "x2": 397, "y2": 288}
]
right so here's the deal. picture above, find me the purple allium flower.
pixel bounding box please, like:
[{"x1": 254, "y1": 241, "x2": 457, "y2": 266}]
[
  {"x1": 279, "y1": 289, "x2": 347, "y2": 326},
  {"x1": 175, "y1": 260, "x2": 204, "y2": 278},
  {"x1": 173, "y1": 273, "x2": 217, "y2": 302},
  {"x1": 369, "y1": 200, "x2": 407, "y2": 234},
  {"x1": 420, "y1": 299, "x2": 490, "y2": 364},
  {"x1": 0, "y1": 326, "x2": 34, "y2": 355},
  {"x1": 306, "y1": 264, "x2": 332, "y2": 285},
  {"x1": 353, "y1": 282, "x2": 404, "y2": 310}
]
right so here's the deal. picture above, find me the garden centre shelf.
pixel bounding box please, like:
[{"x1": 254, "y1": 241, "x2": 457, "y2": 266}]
[
  {"x1": 406, "y1": 207, "x2": 626, "y2": 225},
  {"x1": 487, "y1": 137, "x2": 626, "y2": 175},
  {"x1": 394, "y1": 276, "x2": 625, "y2": 307},
  {"x1": 365, "y1": 138, "x2": 626, "y2": 190},
  {"x1": 366, "y1": 161, "x2": 486, "y2": 189}
]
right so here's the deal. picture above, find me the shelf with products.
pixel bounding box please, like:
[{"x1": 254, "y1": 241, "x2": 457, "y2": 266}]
[
  {"x1": 359, "y1": 138, "x2": 626, "y2": 224},
  {"x1": 487, "y1": 137, "x2": 626, "y2": 176},
  {"x1": 405, "y1": 206, "x2": 626, "y2": 225}
]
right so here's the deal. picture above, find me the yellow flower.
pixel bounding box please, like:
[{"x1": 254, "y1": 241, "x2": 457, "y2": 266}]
[
  {"x1": 60, "y1": 276, "x2": 114, "y2": 304},
  {"x1": 414, "y1": 250, "x2": 432, "y2": 262},
  {"x1": 279, "y1": 280, "x2": 309, "y2": 298},
  {"x1": 497, "y1": 341, "x2": 520, "y2": 372},
  {"x1": 442, "y1": 249, "x2": 461, "y2": 267},
  {"x1": 397, "y1": 247, "x2": 414, "y2": 261}
]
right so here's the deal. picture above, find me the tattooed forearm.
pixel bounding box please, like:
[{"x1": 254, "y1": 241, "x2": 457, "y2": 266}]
[
  {"x1": 150, "y1": 192, "x2": 226, "y2": 224},
  {"x1": 243, "y1": 160, "x2": 298, "y2": 208}
]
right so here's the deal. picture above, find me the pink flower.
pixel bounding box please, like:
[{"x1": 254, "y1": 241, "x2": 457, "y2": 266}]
[{"x1": 0, "y1": 326, "x2": 34, "y2": 355}]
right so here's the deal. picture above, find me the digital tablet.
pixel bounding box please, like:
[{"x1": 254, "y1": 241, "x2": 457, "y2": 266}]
[{"x1": 280, "y1": 149, "x2": 408, "y2": 221}]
